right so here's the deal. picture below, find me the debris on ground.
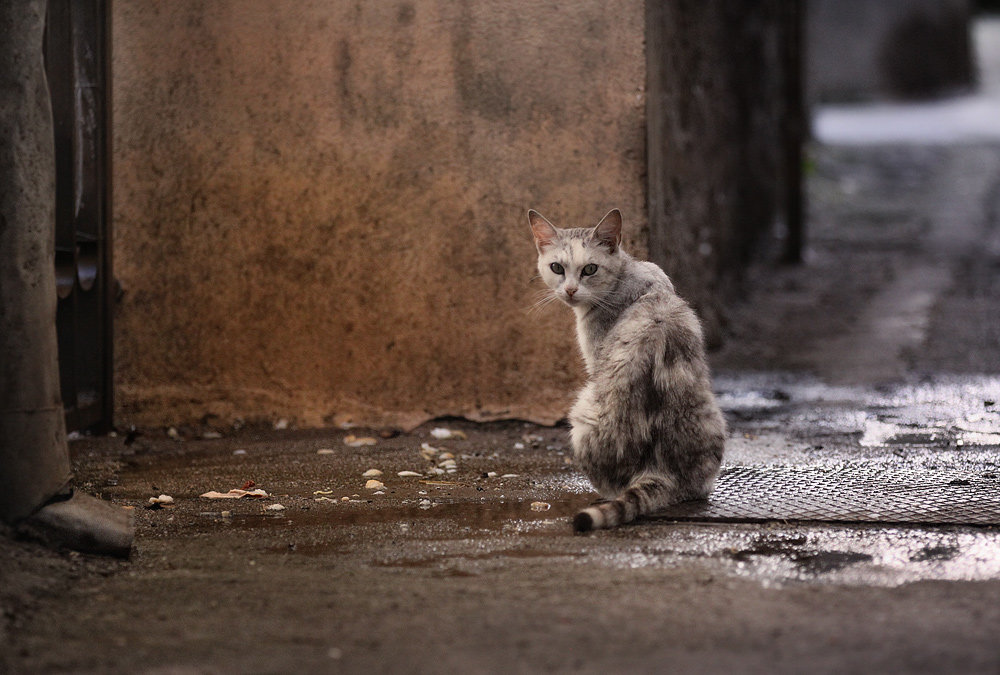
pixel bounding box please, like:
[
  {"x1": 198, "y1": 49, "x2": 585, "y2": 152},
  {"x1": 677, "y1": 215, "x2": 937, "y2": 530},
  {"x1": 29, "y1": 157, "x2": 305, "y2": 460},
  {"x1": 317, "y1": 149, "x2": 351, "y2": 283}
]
[
  {"x1": 264, "y1": 504, "x2": 286, "y2": 512},
  {"x1": 530, "y1": 501, "x2": 551, "y2": 511},
  {"x1": 274, "y1": 419, "x2": 290, "y2": 430},
  {"x1": 365, "y1": 480, "x2": 386, "y2": 490},
  {"x1": 344, "y1": 435, "x2": 378, "y2": 447},
  {"x1": 146, "y1": 495, "x2": 175, "y2": 509},
  {"x1": 316, "y1": 448, "x2": 335, "y2": 455},
  {"x1": 420, "y1": 443, "x2": 440, "y2": 460},
  {"x1": 200, "y1": 487, "x2": 270, "y2": 499},
  {"x1": 397, "y1": 471, "x2": 422, "y2": 477},
  {"x1": 362, "y1": 469, "x2": 384, "y2": 477}
]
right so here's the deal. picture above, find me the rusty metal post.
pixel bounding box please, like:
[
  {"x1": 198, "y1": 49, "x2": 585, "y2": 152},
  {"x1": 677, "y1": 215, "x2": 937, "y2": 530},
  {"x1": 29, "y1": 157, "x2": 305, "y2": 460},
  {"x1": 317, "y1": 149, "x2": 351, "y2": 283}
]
[{"x1": 0, "y1": 0, "x2": 73, "y2": 524}]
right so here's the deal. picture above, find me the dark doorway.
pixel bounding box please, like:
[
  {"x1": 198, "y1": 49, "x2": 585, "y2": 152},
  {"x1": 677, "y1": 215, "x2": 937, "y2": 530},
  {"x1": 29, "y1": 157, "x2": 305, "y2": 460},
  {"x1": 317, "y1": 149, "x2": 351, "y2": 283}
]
[{"x1": 44, "y1": 0, "x2": 113, "y2": 434}]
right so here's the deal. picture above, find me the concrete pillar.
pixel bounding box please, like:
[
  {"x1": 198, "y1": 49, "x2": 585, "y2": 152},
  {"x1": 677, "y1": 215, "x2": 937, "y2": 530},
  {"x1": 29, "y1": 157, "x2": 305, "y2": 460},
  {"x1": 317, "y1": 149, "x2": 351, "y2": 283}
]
[{"x1": 0, "y1": 0, "x2": 73, "y2": 524}]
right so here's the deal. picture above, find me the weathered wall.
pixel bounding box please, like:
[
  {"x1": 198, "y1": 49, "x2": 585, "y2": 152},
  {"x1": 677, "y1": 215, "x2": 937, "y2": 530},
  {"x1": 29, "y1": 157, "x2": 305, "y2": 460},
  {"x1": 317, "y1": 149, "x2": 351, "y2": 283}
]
[
  {"x1": 808, "y1": 0, "x2": 974, "y2": 102},
  {"x1": 112, "y1": 1, "x2": 646, "y2": 429},
  {"x1": 646, "y1": 0, "x2": 792, "y2": 343}
]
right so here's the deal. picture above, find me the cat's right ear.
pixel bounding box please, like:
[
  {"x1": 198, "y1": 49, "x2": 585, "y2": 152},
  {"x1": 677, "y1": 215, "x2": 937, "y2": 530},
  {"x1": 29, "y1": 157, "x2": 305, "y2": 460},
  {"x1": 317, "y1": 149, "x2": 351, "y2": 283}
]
[{"x1": 528, "y1": 210, "x2": 558, "y2": 252}]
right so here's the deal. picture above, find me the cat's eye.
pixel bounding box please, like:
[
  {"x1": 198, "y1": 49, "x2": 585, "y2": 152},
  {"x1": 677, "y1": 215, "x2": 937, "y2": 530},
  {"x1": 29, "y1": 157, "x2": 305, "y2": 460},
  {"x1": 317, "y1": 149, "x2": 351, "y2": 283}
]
[
  {"x1": 581, "y1": 264, "x2": 598, "y2": 276},
  {"x1": 549, "y1": 262, "x2": 565, "y2": 275}
]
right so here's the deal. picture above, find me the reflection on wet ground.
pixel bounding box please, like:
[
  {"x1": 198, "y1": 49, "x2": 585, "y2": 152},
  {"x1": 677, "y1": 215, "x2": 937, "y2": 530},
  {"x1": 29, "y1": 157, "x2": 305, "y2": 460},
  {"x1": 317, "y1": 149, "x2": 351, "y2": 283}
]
[{"x1": 87, "y1": 373, "x2": 1000, "y2": 590}]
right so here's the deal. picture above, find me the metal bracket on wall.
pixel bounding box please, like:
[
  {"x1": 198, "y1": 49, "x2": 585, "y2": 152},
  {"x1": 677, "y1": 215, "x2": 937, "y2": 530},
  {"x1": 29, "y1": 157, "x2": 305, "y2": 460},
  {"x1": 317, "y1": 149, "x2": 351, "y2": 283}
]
[{"x1": 45, "y1": 0, "x2": 113, "y2": 434}]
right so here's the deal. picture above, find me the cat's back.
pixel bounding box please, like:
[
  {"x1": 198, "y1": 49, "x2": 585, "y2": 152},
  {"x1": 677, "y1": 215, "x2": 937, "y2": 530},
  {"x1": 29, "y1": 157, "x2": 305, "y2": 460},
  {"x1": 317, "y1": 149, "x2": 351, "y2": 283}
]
[{"x1": 599, "y1": 260, "x2": 706, "y2": 373}]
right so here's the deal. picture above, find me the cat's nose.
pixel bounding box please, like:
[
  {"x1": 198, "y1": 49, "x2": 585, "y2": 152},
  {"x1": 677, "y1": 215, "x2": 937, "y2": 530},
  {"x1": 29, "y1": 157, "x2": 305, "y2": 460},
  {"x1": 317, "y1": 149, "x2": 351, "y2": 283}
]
[{"x1": 566, "y1": 286, "x2": 577, "y2": 298}]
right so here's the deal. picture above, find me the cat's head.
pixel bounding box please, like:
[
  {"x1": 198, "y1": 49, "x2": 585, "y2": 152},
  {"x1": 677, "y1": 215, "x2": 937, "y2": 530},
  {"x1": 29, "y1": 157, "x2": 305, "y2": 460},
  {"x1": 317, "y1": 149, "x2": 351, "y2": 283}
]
[{"x1": 528, "y1": 209, "x2": 624, "y2": 309}]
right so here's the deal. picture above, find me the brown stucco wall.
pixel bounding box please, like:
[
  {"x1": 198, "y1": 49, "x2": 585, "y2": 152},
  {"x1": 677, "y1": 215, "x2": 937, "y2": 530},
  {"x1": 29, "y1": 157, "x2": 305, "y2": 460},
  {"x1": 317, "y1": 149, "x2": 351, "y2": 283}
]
[{"x1": 112, "y1": 1, "x2": 646, "y2": 429}]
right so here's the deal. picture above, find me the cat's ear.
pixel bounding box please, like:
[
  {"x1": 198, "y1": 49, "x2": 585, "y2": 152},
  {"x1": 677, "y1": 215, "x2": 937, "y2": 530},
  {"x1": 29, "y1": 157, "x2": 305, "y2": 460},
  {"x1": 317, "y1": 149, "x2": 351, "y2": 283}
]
[
  {"x1": 592, "y1": 208, "x2": 622, "y2": 253},
  {"x1": 528, "y1": 210, "x2": 558, "y2": 251}
]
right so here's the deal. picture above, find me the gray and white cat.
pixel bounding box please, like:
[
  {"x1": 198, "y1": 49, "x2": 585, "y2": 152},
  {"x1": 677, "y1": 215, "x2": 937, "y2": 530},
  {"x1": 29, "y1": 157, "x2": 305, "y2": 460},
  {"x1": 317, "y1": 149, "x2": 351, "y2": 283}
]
[{"x1": 528, "y1": 208, "x2": 726, "y2": 532}]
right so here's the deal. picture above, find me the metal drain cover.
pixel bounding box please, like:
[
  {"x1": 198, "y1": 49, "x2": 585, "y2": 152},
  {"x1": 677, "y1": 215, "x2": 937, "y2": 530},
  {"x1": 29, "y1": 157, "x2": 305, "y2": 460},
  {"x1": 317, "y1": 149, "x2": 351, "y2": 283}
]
[{"x1": 656, "y1": 464, "x2": 1000, "y2": 525}]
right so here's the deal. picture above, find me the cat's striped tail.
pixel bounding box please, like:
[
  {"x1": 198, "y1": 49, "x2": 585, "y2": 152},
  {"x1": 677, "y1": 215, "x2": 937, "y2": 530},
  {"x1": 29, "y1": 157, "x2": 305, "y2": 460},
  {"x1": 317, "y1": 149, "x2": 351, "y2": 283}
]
[{"x1": 573, "y1": 474, "x2": 680, "y2": 533}]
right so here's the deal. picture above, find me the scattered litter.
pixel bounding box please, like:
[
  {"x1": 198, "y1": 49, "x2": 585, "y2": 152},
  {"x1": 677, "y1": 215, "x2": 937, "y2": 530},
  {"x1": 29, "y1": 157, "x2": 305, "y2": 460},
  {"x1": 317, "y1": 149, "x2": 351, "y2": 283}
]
[
  {"x1": 427, "y1": 467, "x2": 446, "y2": 476},
  {"x1": 340, "y1": 496, "x2": 350, "y2": 502},
  {"x1": 487, "y1": 472, "x2": 498, "y2": 478},
  {"x1": 430, "y1": 427, "x2": 467, "y2": 440},
  {"x1": 313, "y1": 489, "x2": 334, "y2": 495},
  {"x1": 379, "y1": 429, "x2": 400, "y2": 439},
  {"x1": 240, "y1": 480, "x2": 256, "y2": 490},
  {"x1": 317, "y1": 448, "x2": 335, "y2": 455},
  {"x1": 418, "y1": 499, "x2": 433, "y2": 509},
  {"x1": 522, "y1": 434, "x2": 544, "y2": 444},
  {"x1": 167, "y1": 427, "x2": 182, "y2": 441},
  {"x1": 513, "y1": 442, "x2": 525, "y2": 450},
  {"x1": 420, "y1": 480, "x2": 458, "y2": 486},
  {"x1": 201, "y1": 431, "x2": 222, "y2": 440},
  {"x1": 146, "y1": 494, "x2": 174, "y2": 509},
  {"x1": 530, "y1": 501, "x2": 551, "y2": 511},
  {"x1": 274, "y1": 418, "x2": 290, "y2": 430},
  {"x1": 363, "y1": 469, "x2": 384, "y2": 477},
  {"x1": 233, "y1": 449, "x2": 248, "y2": 456},
  {"x1": 265, "y1": 503, "x2": 286, "y2": 512},
  {"x1": 438, "y1": 459, "x2": 457, "y2": 469},
  {"x1": 417, "y1": 490, "x2": 428, "y2": 495},
  {"x1": 365, "y1": 479, "x2": 386, "y2": 490},
  {"x1": 67, "y1": 431, "x2": 82, "y2": 441},
  {"x1": 373, "y1": 490, "x2": 385, "y2": 495},
  {"x1": 438, "y1": 452, "x2": 455, "y2": 460},
  {"x1": 314, "y1": 496, "x2": 337, "y2": 503},
  {"x1": 397, "y1": 470, "x2": 422, "y2": 477},
  {"x1": 200, "y1": 488, "x2": 269, "y2": 499},
  {"x1": 221, "y1": 510, "x2": 231, "y2": 518},
  {"x1": 419, "y1": 443, "x2": 440, "y2": 460},
  {"x1": 501, "y1": 474, "x2": 519, "y2": 479},
  {"x1": 344, "y1": 435, "x2": 377, "y2": 447}
]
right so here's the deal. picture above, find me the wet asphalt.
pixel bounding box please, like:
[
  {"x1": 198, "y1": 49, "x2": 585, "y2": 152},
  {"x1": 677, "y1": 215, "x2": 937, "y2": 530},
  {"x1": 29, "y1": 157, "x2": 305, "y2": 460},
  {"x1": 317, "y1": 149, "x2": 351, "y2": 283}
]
[{"x1": 4, "y1": 141, "x2": 1000, "y2": 672}]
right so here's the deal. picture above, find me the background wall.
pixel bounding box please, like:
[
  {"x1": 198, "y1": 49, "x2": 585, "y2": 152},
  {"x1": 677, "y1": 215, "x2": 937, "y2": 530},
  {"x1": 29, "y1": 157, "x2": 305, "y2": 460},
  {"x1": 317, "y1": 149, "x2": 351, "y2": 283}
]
[{"x1": 112, "y1": 1, "x2": 646, "y2": 429}]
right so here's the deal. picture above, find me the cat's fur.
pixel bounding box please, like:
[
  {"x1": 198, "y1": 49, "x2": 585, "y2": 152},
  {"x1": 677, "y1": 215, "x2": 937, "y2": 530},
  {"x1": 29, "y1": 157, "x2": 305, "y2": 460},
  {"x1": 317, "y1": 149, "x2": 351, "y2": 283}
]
[{"x1": 528, "y1": 208, "x2": 726, "y2": 532}]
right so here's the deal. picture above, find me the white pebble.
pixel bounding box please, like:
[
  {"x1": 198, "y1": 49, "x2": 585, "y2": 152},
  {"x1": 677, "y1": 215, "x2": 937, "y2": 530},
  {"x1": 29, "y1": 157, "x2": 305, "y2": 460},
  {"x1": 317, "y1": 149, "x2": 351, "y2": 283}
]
[
  {"x1": 365, "y1": 480, "x2": 385, "y2": 490},
  {"x1": 233, "y1": 449, "x2": 248, "y2": 456},
  {"x1": 530, "y1": 501, "x2": 551, "y2": 511},
  {"x1": 317, "y1": 448, "x2": 335, "y2": 455},
  {"x1": 501, "y1": 474, "x2": 519, "y2": 478},
  {"x1": 513, "y1": 442, "x2": 525, "y2": 450},
  {"x1": 397, "y1": 470, "x2": 422, "y2": 477},
  {"x1": 265, "y1": 503, "x2": 286, "y2": 512},
  {"x1": 487, "y1": 472, "x2": 498, "y2": 478},
  {"x1": 418, "y1": 499, "x2": 432, "y2": 509},
  {"x1": 274, "y1": 418, "x2": 289, "y2": 430},
  {"x1": 362, "y1": 469, "x2": 383, "y2": 477}
]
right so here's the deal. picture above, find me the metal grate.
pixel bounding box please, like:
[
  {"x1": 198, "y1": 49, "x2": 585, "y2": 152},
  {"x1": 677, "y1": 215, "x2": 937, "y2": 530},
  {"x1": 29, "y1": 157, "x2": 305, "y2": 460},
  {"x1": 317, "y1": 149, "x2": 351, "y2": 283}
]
[{"x1": 656, "y1": 464, "x2": 1000, "y2": 526}]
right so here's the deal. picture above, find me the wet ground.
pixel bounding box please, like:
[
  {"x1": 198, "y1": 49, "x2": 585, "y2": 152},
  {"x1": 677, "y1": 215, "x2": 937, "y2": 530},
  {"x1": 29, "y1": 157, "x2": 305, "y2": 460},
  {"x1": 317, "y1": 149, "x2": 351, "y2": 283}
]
[{"x1": 6, "y1": 87, "x2": 1000, "y2": 675}]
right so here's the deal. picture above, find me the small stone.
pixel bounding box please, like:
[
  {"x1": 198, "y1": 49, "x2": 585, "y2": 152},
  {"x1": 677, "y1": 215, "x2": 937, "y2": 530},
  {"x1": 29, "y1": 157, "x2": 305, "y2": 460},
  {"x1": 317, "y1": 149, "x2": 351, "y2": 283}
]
[
  {"x1": 340, "y1": 497, "x2": 350, "y2": 502},
  {"x1": 363, "y1": 469, "x2": 384, "y2": 477},
  {"x1": 233, "y1": 449, "x2": 248, "y2": 456},
  {"x1": 419, "y1": 443, "x2": 440, "y2": 460},
  {"x1": 428, "y1": 467, "x2": 446, "y2": 476},
  {"x1": 274, "y1": 418, "x2": 290, "y2": 430},
  {"x1": 418, "y1": 499, "x2": 432, "y2": 509},
  {"x1": 487, "y1": 471, "x2": 498, "y2": 478},
  {"x1": 317, "y1": 448, "x2": 335, "y2": 455},
  {"x1": 501, "y1": 474, "x2": 519, "y2": 478},
  {"x1": 365, "y1": 480, "x2": 385, "y2": 490},
  {"x1": 513, "y1": 442, "x2": 525, "y2": 450},
  {"x1": 166, "y1": 427, "x2": 181, "y2": 441},
  {"x1": 430, "y1": 427, "x2": 467, "y2": 440},
  {"x1": 265, "y1": 503, "x2": 286, "y2": 512},
  {"x1": 148, "y1": 494, "x2": 174, "y2": 505},
  {"x1": 397, "y1": 470, "x2": 422, "y2": 477},
  {"x1": 201, "y1": 431, "x2": 223, "y2": 439},
  {"x1": 438, "y1": 452, "x2": 455, "y2": 460},
  {"x1": 530, "y1": 501, "x2": 551, "y2": 511},
  {"x1": 438, "y1": 459, "x2": 457, "y2": 469},
  {"x1": 373, "y1": 490, "x2": 385, "y2": 495}
]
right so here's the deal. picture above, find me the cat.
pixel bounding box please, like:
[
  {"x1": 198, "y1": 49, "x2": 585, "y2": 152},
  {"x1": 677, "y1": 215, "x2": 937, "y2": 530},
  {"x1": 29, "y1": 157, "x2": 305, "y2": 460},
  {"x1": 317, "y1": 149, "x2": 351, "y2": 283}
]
[{"x1": 528, "y1": 208, "x2": 726, "y2": 532}]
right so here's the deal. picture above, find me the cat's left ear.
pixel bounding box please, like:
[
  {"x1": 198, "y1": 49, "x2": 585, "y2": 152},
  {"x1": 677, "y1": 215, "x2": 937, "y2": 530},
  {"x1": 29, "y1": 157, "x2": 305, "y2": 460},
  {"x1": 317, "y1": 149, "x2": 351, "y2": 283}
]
[{"x1": 592, "y1": 209, "x2": 622, "y2": 253}]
